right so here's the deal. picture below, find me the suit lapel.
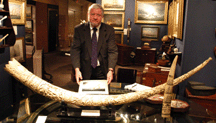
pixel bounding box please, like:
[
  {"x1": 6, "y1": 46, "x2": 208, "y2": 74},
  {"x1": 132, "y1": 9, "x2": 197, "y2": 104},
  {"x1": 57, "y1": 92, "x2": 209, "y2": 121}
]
[
  {"x1": 84, "y1": 23, "x2": 92, "y2": 57},
  {"x1": 85, "y1": 22, "x2": 106, "y2": 57},
  {"x1": 97, "y1": 23, "x2": 106, "y2": 54}
]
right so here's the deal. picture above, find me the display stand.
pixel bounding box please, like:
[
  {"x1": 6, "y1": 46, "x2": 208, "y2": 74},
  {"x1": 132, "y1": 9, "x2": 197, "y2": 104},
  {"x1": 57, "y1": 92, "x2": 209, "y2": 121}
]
[
  {"x1": 57, "y1": 80, "x2": 115, "y2": 120},
  {"x1": 57, "y1": 101, "x2": 115, "y2": 120}
]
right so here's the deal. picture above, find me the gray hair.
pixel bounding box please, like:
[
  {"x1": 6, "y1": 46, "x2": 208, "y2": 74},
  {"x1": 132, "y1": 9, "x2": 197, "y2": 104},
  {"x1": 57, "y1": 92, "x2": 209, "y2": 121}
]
[{"x1": 88, "y1": 3, "x2": 104, "y2": 16}]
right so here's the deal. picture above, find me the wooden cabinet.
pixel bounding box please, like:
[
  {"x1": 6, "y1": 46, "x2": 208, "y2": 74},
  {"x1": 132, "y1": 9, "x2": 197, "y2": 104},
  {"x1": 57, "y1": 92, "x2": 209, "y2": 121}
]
[
  {"x1": 141, "y1": 63, "x2": 170, "y2": 87},
  {"x1": 0, "y1": 0, "x2": 16, "y2": 48},
  {"x1": 117, "y1": 45, "x2": 156, "y2": 66},
  {"x1": 116, "y1": 43, "x2": 135, "y2": 66},
  {"x1": 186, "y1": 88, "x2": 216, "y2": 114},
  {"x1": 134, "y1": 48, "x2": 156, "y2": 65}
]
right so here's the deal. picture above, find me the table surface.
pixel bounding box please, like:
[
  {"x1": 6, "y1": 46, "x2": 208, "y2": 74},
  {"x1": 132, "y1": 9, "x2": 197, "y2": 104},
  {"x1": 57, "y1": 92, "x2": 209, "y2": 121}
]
[{"x1": 26, "y1": 83, "x2": 216, "y2": 123}]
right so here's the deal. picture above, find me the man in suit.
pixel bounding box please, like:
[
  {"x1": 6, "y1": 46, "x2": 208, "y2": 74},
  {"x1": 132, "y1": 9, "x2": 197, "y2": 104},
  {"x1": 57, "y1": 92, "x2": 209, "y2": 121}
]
[{"x1": 70, "y1": 4, "x2": 118, "y2": 85}]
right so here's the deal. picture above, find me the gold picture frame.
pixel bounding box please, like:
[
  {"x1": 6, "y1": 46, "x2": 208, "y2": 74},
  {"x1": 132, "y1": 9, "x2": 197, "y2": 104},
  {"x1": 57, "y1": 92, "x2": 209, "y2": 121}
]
[
  {"x1": 10, "y1": 37, "x2": 26, "y2": 62},
  {"x1": 25, "y1": 20, "x2": 33, "y2": 32},
  {"x1": 135, "y1": 0, "x2": 168, "y2": 24},
  {"x1": 102, "y1": 0, "x2": 125, "y2": 11},
  {"x1": 115, "y1": 31, "x2": 124, "y2": 44},
  {"x1": 17, "y1": 98, "x2": 30, "y2": 123},
  {"x1": 168, "y1": 0, "x2": 184, "y2": 40},
  {"x1": 168, "y1": 2, "x2": 174, "y2": 39},
  {"x1": 141, "y1": 26, "x2": 160, "y2": 41},
  {"x1": 9, "y1": 0, "x2": 26, "y2": 25},
  {"x1": 25, "y1": 32, "x2": 33, "y2": 45},
  {"x1": 26, "y1": 5, "x2": 32, "y2": 19},
  {"x1": 103, "y1": 11, "x2": 125, "y2": 30}
]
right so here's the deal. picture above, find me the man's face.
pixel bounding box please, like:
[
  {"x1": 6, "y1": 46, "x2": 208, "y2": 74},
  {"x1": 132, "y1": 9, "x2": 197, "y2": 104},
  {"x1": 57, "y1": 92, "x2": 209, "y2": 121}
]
[{"x1": 89, "y1": 8, "x2": 103, "y2": 27}]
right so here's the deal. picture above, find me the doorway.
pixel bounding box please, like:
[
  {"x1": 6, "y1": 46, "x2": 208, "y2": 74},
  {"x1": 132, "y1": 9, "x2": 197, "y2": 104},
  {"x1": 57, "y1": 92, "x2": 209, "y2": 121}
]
[{"x1": 48, "y1": 8, "x2": 59, "y2": 52}]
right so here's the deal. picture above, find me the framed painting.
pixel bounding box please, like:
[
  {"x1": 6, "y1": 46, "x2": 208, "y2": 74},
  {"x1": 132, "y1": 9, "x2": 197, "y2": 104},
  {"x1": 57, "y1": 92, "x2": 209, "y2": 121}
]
[
  {"x1": 115, "y1": 31, "x2": 124, "y2": 44},
  {"x1": 25, "y1": 20, "x2": 33, "y2": 32},
  {"x1": 103, "y1": 11, "x2": 125, "y2": 30},
  {"x1": 168, "y1": 1, "x2": 174, "y2": 39},
  {"x1": 141, "y1": 26, "x2": 160, "y2": 41},
  {"x1": 135, "y1": 0, "x2": 168, "y2": 24},
  {"x1": 25, "y1": 32, "x2": 33, "y2": 45},
  {"x1": 10, "y1": 37, "x2": 26, "y2": 62},
  {"x1": 26, "y1": 5, "x2": 32, "y2": 19},
  {"x1": 168, "y1": 0, "x2": 184, "y2": 39},
  {"x1": 17, "y1": 98, "x2": 30, "y2": 123},
  {"x1": 9, "y1": 0, "x2": 26, "y2": 25},
  {"x1": 102, "y1": 0, "x2": 125, "y2": 11}
]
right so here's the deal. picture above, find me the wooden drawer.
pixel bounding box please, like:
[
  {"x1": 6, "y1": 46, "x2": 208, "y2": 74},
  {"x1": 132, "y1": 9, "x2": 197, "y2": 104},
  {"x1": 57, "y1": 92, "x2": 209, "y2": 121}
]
[
  {"x1": 141, "y1": 72, "x2": 168, "y2": 87},
  {"x1": 117, "y1": 44, "x2": 134, "y2": 66},
  {"x1": 134, "y1": 49, "x2": 156, "y2": 65},
  {"x1": 186, "y1": 89, "x2": 216, "y2": 114}
]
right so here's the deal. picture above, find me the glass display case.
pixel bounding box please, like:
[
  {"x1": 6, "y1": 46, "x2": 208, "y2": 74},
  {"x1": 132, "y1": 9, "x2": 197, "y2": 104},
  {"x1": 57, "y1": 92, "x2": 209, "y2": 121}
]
[{"x1": 4, "y1": 82, "x2": 215, "y2": 123}]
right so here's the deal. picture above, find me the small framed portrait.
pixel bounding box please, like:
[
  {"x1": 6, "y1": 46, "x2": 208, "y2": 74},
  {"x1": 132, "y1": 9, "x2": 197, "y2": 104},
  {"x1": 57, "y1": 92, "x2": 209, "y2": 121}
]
[
  {"x1": 102, "y1": 0, "x2": 125, "y2": 11},
  {"x1": 115, "y1": 31, "x2": 124, "y2": 44},
  {"x1": 26, "y1": 5, "x2": 32, "y2": 19},
  {"x1": 25, "y1": 20, "x2": 33, "y2": 32},
  {"x1": 10, "y1": 37, "x2": 26, "y2": 62},
  {"x1": 9, "y1": 0, "x2": 26, "y2": 25},
  {"x1": 135, "y1": 0, "x2": 168, "y2": 24},
  {"x1": 141, "y1": 26, "x2": 160, "y2": 41},
  {"x1": 103, "y1": 11, "x2": 125, "y2": 30},
  {"x1": 25, "y1": 32, "x2": 33, "y2": 45}
]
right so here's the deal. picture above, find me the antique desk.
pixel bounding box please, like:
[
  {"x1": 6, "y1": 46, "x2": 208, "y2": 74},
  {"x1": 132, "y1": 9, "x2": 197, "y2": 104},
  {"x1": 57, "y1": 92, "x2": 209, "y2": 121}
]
[
  {"x1": 116, "y1": 44, "x2": 156, "y2": 66},
  {"x1": 141, "y1": 63, "x2": 170, "y2": 87},
  {"x1": 186, "y1": 88, "x2": 216, "y2": 115},
  {"x1": 116, "y1": 43, "x2": 135, "y2": 66},
  {"x1": 134, "y1": 48, "x2": 156, "y2": 66},
  {"x1": 24, "y1": 83, "x2": 216, "y2": 123}
]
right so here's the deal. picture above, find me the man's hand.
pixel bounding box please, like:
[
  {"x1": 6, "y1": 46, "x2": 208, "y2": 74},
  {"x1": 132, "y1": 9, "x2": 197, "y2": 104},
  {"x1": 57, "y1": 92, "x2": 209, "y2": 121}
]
[
  {"x1": 75, "y1": 68, "x2": 83, "y2": 85},
  {"x1": 107, "y1": 69, "x2": 114, "y2": 84}
]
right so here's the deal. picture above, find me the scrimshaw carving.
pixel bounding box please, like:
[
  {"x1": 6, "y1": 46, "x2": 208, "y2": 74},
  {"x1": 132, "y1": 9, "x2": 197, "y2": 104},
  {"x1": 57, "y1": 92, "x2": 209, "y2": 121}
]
[
  {"x1": 4, "y1": 57, "x2": 212, "y2": 106},
  {"x1": 161, "y1": 56, "x2": 177, "y2": 118}
]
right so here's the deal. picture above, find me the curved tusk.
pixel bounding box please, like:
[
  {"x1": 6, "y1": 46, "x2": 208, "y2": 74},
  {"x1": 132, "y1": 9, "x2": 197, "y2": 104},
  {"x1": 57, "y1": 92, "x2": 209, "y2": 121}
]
[{"x1": 4, "y1": 57, "x2": 212, "y2": 106}]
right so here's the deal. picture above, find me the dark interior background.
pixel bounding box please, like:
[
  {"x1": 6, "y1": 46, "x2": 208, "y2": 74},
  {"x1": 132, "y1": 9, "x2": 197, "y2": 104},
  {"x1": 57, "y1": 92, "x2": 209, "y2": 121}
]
[{"x1": 0, "y1": 0, "x2": 216, "y2": 120}]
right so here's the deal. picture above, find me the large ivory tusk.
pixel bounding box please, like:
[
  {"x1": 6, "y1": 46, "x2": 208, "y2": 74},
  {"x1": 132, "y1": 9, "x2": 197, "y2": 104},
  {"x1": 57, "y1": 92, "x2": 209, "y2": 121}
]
[
  {"x1": 4, "y1": 57, "x2": 212, "y2": 106},
  {"x1": 162, "y1": 56, "x2": 178, "y2": 118}
]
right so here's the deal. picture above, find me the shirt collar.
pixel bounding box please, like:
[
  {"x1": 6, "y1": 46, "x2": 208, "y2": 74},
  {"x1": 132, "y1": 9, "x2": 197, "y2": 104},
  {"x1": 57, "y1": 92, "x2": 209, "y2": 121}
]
[{"x1": 90, "y1": 23, "x2": 101, "y2": 31}]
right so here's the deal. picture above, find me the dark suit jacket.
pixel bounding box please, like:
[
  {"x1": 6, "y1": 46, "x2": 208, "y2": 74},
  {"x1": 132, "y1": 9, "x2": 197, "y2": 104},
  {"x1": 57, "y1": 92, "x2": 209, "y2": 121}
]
[{"x1": 70, "y1": 22, "x2": 118, "y2": 80}]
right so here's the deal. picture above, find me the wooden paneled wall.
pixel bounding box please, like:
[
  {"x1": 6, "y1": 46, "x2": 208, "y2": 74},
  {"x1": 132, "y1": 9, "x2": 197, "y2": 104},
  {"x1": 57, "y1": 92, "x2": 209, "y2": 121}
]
[
  {"x1": 33, "y1": 0, "x2": 59, "y2": 5},
  {"x1": 36, "y1": 2, "x2": 48, "y2": 53},
  {"x1": 34, "y1": 0, "x2": 92, "y2": 52}
]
